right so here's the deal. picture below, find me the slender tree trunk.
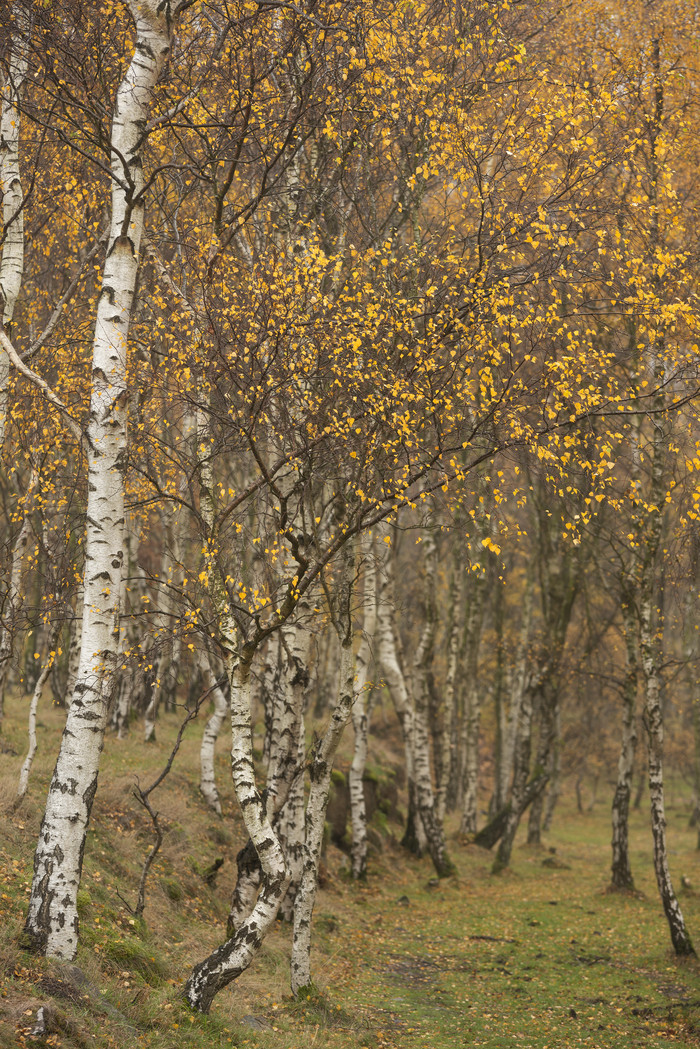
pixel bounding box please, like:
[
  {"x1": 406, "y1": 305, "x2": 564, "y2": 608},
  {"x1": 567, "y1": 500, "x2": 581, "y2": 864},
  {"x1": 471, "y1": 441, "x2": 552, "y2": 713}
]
[
  {"x1": 459, "y1": 570, "x2": 485, "y2": 836},
  {"x1": 0, "y1": 468, "x2": 37, "y2": 726},
  {"x1": 350, "y1": 532, "x2": 376, "y2": 880},
  {"x1": 527, "y1": 678, "x2": 558, "y2": 845},
  {"x1": 290, "y1": 542, "x2": 356, "y2": 994},
  {"x1": 693, "y1": 696, "x2": 700, "y2": 849},
  {"x1": 641, "y1": 594, "x2": 694, "y2": 954},
  {"x1": 493, "y1": 670, "x2": 536, "y2": 873},
  {"x1": 410, "y1": 511, "x2": 453, "y2": 875},
  {"x1": 226, "y1": 597, "x2": 311, "y2": 933},
  {"x1": 16, "y1": 622, "x2": 61, "y2": 802},
  {"x1": 199, "y1": 651, "x2": 228, "y2": 816},
  {"x1": 501, "y1": 562, "x2": 535, "y2": 807},
  {"x1": 375, "y1": 528, "x2": 426, "y2": 856},
  {"x1": 683, "y1": 551, "x2": 700, "y2": 847},
  {"x1": 275, "y1": 611, "x2": 312, "y2": 919},
  {"x1": 610, "y1": 594, "x2": 638, "y2": 890},
  {"x1": 185, "y1": 657, "x2": 291, "y2": 1012},
  {"x1": 0, "y1": 1, "x2": 30, "y2": 447},
  {"x1": 23, "y1": 2, "x2": 174, "y2": 959},
  {"x1": 638, "y1": 458, "x2": 694, "y2": 953},
  {"x1": 635, "y1": 39, "x2": 693, "y2": 956},
  {"x1": 277, "y1": 715, "x2": 306, "y2": 921},
  {"x1": 437, "y1": 564, "x2": 461, "y2": 824},
  {"x1": 490, "y1": 578, "x2": 507, "y2": 815},
  {"x1": 542, "y1": 707, "x2": 561, "y2": 833},
  {"x1": 144, "y1": 507, "x2": 182, "y2": 738}
]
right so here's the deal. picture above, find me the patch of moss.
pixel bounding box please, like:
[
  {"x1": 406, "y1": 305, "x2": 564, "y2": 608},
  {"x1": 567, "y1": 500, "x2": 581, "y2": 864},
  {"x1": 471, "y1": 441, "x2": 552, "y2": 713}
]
[
  {"x1": 161, "y1": 877, "x2": 183, "y2": 902},
  {"x1": 102, "y1": 938, "x2": 169, "y2": 986}
]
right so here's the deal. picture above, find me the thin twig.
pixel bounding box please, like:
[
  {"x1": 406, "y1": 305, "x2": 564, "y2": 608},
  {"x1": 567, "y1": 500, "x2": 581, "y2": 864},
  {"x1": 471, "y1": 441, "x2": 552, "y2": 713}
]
[
  {"x1": 128, "y1": 679, "x2": 224, "y2": 918},
  {"x1": 0, "y1": 329, "x2": 83, "y2": 444}
]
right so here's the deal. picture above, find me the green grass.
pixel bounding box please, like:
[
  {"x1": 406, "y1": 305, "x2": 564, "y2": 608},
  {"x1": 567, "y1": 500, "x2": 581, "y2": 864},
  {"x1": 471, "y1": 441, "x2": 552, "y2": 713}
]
[{"x1": 2, "y1": 690, "x2": 700, "y2": 1047}]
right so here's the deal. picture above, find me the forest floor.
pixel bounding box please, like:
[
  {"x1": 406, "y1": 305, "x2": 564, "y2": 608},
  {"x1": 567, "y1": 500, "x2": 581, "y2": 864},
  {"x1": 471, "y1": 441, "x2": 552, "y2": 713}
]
[{"x1": 2, "y1": 693, "x2": 700, "y2": 1049}]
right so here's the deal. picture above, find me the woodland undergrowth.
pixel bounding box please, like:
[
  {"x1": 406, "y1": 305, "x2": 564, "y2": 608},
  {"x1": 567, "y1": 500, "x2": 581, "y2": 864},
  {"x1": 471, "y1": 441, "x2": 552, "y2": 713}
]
[{"x1": 2, "y1": 692, "x2": 700, "y2": 1049}]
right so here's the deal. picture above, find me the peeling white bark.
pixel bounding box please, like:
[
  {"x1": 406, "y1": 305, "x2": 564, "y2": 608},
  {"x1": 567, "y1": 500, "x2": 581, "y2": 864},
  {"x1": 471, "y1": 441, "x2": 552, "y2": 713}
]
[
  {"x1": 0, "y1": 2, "x2": 30, "y2": 446},
  {"x1": 199, "y1": 649, "x2": 228, "y2": 816},
  {"x1": 24, "y1": 0, "x2": 174, "y2": 960}
]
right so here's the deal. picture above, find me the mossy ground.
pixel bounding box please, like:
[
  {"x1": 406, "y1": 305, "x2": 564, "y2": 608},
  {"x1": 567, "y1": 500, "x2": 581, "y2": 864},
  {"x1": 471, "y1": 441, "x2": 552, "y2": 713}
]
[{"x1": 2, "y1": 691, "x2": 700, "y2": 1048}]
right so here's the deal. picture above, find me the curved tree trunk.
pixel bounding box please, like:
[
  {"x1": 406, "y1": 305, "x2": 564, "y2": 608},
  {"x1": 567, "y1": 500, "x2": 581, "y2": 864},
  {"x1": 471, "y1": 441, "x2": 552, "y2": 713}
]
[
  {"x1": 23, "y1": 1, "x2": 174, "y2": 959},
  {"x1": 185, "y1": 658, "x2": 290, "y2": 1012},
  {"x1": 226, "y1": 590, "x2": 312, "y2": 932}
]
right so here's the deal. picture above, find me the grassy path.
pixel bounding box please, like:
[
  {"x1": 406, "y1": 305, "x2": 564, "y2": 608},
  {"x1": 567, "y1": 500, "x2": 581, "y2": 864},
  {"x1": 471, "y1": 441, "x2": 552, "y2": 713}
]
[{"x1": 2, "y1": 699, "x2": 700, "y2": 1048}]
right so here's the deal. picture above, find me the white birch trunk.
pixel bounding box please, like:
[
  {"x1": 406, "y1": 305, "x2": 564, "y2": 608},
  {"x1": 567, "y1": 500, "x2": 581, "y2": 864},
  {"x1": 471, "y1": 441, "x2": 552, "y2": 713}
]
[
  {"x1": 228, "y1": 607, "x2": 310, "y2": 931},
  {"x1": 186, "y1": 383, "x2": 290, "y2": 1011},
  {"x1": 436, "y1": 565, "x2": 461, "y2": 824},
  {"x1": 185, "y1": 656, "x2": 290, "y2": 1013},
  {"x1": 459, "y1": 570, "x2": 485, "y2": 836},
  {"x1": 16, "y1": 623, "x2": 61, "y2": 802},
  {"x1": 0, "y1": 2, "x2": 30, "y2": 446},
  {"x1": 490, "y1": 578, "x2": 507, "y2": 814},
  {"x1": 0, "y1": 467, "x2": 37, "y2": 726},
  {"x1": 349, "y1": 532, "x2": 376, "y2": 879},
  {"x1": 23, "y1": 1, "x2": 174, "y2": 959},
  {"x1": 375, "y1": 530, "x2": 426, "y2": 856},
  {"x1": 376, "y1": 524, "x2": 451, "y2": 876},
  {"x1": 290, "y1": 543, "x2": 356, "y2": 995},
  {"x1": 199, "y1": 650, "x2": 228, "y2": 816},
  {"x1": 610, "y1": 592, "x2": 638, "y2": 890},
  {"x1": 411, "y1": 515, "x2": 453, "y2": 874},
  {"x1": 277, "y1": 711, "x2": 306, "y2": 921},
  {"x1": 493, "y1": 669, "x2": 536, "y2": 873},
  {"x1": 638, "y1": 386, "x2": 694, "y2": 954},
  {"x1": 501, "y1": 563, "x2": 534, "y2": 805}
]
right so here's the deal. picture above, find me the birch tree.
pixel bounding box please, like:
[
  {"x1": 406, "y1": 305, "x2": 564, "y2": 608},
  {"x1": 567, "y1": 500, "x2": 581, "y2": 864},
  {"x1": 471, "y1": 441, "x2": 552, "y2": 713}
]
[
  {"x1": 0, "y1": 1, "x2": 30, "y2": 446},
  {"x1": 23, "y1": 0, "x2": 177, "y2": 959}
]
